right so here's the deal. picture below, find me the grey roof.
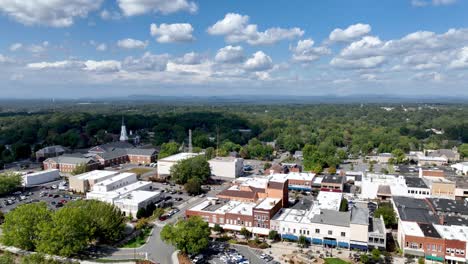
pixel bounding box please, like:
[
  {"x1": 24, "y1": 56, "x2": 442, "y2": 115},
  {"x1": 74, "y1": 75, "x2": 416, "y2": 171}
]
[
  {"x1": 291, "y1": 198, "x2": 314, "y2": 211},
  {"x1": 48, "y1": 155, "x2": 97, "y2": 165},
  {"x1": 310, "y1": 209, "x2": 350, "y2": 227},
  {"x1": 95, "y1": 148, "x2": 128, "y2": 160},
  {"x1": 322, "y1": 175, "x2": 344, "y2": 184},
  {"x1": 88, "y1": 142, "x2": 134, "y2": 153},
  {"x1": 427, "y1": 198, "x2": 468, "y2": 216},
  {"x1": 393, "y1": 196, "x2": 439, "y2": 224},
  {"x1": 428, "y1": 149, "x2": 458, "y2": 159},
  {"x1": 418, "y1": 223, "x2": 441, "y2": 238},
  {"x1": 350, "y1": 206, "x2": 369, "y2": 225},
  {"x1": 405, "y1": 177, "x2": 429, "y2": 188},
  {"x1": 125, "y1": 148, "x2": 157, "y2": 156},
  {"x1": 443, "y1": 216, "x2": 468, "y2": 226}
]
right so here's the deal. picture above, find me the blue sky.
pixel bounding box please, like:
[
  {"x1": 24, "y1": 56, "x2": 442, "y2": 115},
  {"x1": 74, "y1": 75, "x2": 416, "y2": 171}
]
[{"x1": 1, "y1": 0, "x2": 468, "y2": 98}]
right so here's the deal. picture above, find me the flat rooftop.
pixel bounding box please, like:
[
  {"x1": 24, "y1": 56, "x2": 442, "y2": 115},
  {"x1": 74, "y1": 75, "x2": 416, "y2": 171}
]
[
  {"x1": 75, "y1": 170, "x2": 118, "y2": 180},
  {"x1": 95, "y1": 172, "x2": 136, "y2": 186},
  {"x1": 115, "y1": 190, "x2": 160, "y2": 205},
  {"x1": 255, "y1": 198, "x2": 281, "y2": 210},
  {"x1": 418, "y1": 223, "x2": 441, "y2": 238},
  {"x1": 401, "y1": 221, "x2": 424, "y2": 237},
  {"x1": 322, "y1": 175, "x2": 344, "y2": 184},
  {"x1": 434, "y1": 224, "x2": 468, "y2": 242},
  {"x1": 317, "y1": 191, "x2": 342, "y2": 211},
  {"x1": 228, "y1": 202, "x2": 256, "y2": 216},
  {"x1": 427, "y1": 198, "x2": 468, "y2": 215},
  {"x1": 405, "y1": 177, "x2": 428, "y2": 188},
  {"x1": 158, "y1": 152, "x2": 201, "y2": 162},
  {"x1": 24, "y1": 169, "x2": 59, "y2": 177},
  {"x1": 393, "y1": 196, "x2": 440, "y2": 224},
  {"x1": 209, "y1": 156, "x2": 241, "y2": 162},
  {"x1": 270, "y1": 172, "x2": 315, "y2": 182}
]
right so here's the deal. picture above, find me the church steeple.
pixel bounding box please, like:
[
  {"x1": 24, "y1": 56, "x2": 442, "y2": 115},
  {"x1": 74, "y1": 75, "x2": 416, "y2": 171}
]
[{"x1": 120, "y1": 117, "x2": 129, "y2": 142}]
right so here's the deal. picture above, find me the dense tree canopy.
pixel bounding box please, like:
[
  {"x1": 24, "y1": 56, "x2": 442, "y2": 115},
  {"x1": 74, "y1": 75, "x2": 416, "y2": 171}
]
[
  {"x1": 0, "y1": 172, "x2": 22, "y2": 196},
  {"x1": 1, "y1": 200, "x2": 126, "y2": 257},
  {"x1": 170, "y1": 155, "x2": 211, "y2": 184},
  {"x1": 160, "y1": 216, "x2": 211, "y2": 255}
]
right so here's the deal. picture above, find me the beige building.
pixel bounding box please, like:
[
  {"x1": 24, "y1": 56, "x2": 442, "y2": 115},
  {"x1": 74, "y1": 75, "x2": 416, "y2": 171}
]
[
  {"x1": 208, "y1": 157, "x2": 244, "y2": 178},
  {"x1": 157, "y1": 152, "x2": 202, "y2": 177},
  {"x1": 69, "y1": 170, "x2": 119, "y2": 193},
  {"x1": 426, "y1": 178, "x2": 456, "y2": 200}
]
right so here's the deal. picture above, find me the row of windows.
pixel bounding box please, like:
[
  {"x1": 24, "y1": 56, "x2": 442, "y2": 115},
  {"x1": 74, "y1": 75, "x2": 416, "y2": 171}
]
[
  {"x1": 407, "y1": 190, "x2": 429, "y2": 195},
  {"x1": 446, "y1": 248, "x2": 465, "y2": 256},
  {"x1": 255, "y1": 214, "x2": 269, "y2": 221},
  {"x1": 406, "y1": 242, "x2": 442, "y2": 252},
  {"x1": 368, "y1": 237, "x2": 385, "y2": 244},
  {"x1": 280, "y1": 227, "x2": 346, "y2": 237},
  {"x1": 426, "y1": 244, "x2": 443, "y2": 252}
]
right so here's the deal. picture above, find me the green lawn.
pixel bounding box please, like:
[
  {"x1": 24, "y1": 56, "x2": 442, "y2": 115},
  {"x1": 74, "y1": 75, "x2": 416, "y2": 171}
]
[
  {"x1": 324, "y1": 258, "x2": 351, "y2": 264},
  {"x1": 121, "y1": 227, "x2": 152, "y2": 248}
]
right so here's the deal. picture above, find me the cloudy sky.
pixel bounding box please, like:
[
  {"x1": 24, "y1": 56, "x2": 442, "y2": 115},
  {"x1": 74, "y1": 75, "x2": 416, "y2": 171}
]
[{"x1": 1, "y1": 0, "x2": 468, "y2": 98}]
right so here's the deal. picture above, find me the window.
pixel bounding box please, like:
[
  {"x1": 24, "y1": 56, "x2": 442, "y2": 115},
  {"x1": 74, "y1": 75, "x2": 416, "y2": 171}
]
[
  {"x1": 451, "y1": 249, "x2": 455, "y2": 253},
  {"x1": 369, "y1": 238, "x2": 373, "y2": 242},
  {"x1": 328, "y1": 230, "x2": 332, "y2": 235},
  {"x1": 315, "y1": 229, "x2": 320, "y2": 234},
  {"x1": 307, "y1": 230, "x2": 310, "y2": 235},
  {"x1": 456, "y1": 249, "x2": 461, "y2": 254},
  {"x1": 461, "y1": 250, "x2": 465, "y2": 255},
  {"x1": 447, "y1": 249, "x2": 451, "y2": 254},
  {"x1": 341, "y1": 232, "x2": 346, "y2": 237},
  {"x1": 293, "y1": 229, "x2": 296, "y2": 234},
  {"x1": 438, "y1": 245, "x2": 442, "y2": 252}
]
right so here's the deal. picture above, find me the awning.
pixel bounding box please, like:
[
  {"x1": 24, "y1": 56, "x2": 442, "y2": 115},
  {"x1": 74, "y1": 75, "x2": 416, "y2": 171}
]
[
  {"x1": 312, "y1": 238, "x2": 323, "y2": 245},
  {"x1": 289, "y1": 186, "x2": 312, "y2": 191},
  {"x1": 350, "y1": 243, "x2": 368, "y2": 251},
  {"x1": 445, "y1": 255, "x2": 466, "y2": 262},
  {"x1": 425, "y1": 255, "x2": 444, "y2": 262},
  {"x1": 282, "y1": 234, "x2": 298, "y2": 241},
  {"x1": 338, "y1": 242, "x2": 350, "y2": 248},
  {"x1": 222, "y1": 224, "x2": 244, "y2": 232},
  {"x1": 324, "y1": 239, "x2": 338, "y2": 246}
]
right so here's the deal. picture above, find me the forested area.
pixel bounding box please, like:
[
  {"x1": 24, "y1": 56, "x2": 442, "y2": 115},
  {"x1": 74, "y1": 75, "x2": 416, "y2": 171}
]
[{"x1": 0, "y1": 104, "x2": 467, "y2": 170}]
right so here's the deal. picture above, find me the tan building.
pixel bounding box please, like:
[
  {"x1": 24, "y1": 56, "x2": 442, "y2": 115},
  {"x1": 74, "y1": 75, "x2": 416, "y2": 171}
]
[
  {"x1": 321, "y1": 175, "x2": 345, "y2": 191},
  {"x1": 43, "y1": 155, "x2": 100, "y2": 174},
  {"x1": 69, "y1": 170, "x2": 119, "y2": 193}
]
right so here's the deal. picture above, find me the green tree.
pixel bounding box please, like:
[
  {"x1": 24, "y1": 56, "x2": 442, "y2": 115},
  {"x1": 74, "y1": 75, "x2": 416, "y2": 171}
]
[
  {"x1": 153, "y1": 207, "x2": 165, "y2": 219},
  {"x1": 65, "y1": 199, "x2": 126, "y2": 243},
  {"x1": 371, "y1": 248, "x2": 381, "y2": 262},
  {"x1": 0, "y1": 171, "x2": 22, "y2": 196},
  {"x1": 71, "y1": 163, "x2": 89, "y2": 176},
  {"x1": 213, "y1": 224, "x2": 224, "y2": 233},
  {"x1": 374, "y1": 204, "x2": 397, "y2": 228},
  {"x1": 205, "y1": 147, "x2": 215, "y2": 159},
  {"x1": 240, "y1": 227, "x2": 252, "y2": 238},
  {"x1": 160, "y1": 216, "x2": 210, "y2": 255},
  {"x1": 184, "y1": 178, "x2": 202, "y2": 195},
  {"x1": 339, "y1": 199, "x2": 349, "y2": 212},
  {"x1": 360, "y1": 254, "x2": 369, "y2": 264},
  {"x1": 0, "y1": 252, "x2": 14, "y2": 264},
  {"x1": 268, "y1": 230, "x2": 278, "y2": 240},
  {"x1": 1, "y1": 202, "x2": 51, "y2": 251},
  {"x1": 460, "y1": 144, "x2": 468, "y2": 158},
  {"x1": 171, "y1": 155, "x2": 211, "y2": 184},
  {"x1": 21, "y1": 253, "x2": 64, "y2": 264},
  {"x1": 158, "y1": 142, "x2": 180, "y2": 159},
  {"x1": 136, "y1": 208, "x2": 147, "y2": 219},
  {"x1": 418, "y1": 257, "x2": 425, "y2": 264},
  {"x1": 36, "y1": 206, "x2": 95, "y2": 257},
  {"x1": 298, "y1": 235, "x2": 308, "y2": 248},
  {"x1": 391, "y1": 148, "x2": 406, "y2": 164}
]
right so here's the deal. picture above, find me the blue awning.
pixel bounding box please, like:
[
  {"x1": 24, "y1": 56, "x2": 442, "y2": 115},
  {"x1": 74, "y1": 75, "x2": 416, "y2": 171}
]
[
  {"x1": 312, "y1": 238, "x2": 323, "y2": 245},
  {"x1": 338, "y1": 242, "x2": 349, "y2": 248},
  {"x1": 282, "y1": 234, "x2": 298, "y2": 241},
  {"x1": 324, "y1": 239, "x2": 337, "y2": 246},
  {"x1": 288, "y1": 186, "x2": 312, "y2": 191},
  {"x1": 350, "y1": 243, "x2": 368, "y2": 251}
]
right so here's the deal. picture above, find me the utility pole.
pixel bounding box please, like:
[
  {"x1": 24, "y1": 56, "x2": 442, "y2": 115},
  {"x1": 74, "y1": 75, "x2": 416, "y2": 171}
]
[{"x1": 216, "y1": 125, "x2": 220, "y2": 157}]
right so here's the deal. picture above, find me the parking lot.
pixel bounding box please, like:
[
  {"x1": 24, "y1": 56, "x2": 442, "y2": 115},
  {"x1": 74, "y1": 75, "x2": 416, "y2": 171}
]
[{"x1": 0, "y1": 179, "x2": 84, "y2": 213}]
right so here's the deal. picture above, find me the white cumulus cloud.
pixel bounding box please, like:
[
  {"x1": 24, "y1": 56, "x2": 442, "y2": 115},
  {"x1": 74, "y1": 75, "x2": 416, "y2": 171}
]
[
  {"x1": 117, "y1": 38, "x2": 148, "y2": 49},
  {"x1": 244, "y1": 51, "x2": 273, "y2": 71},
  {"x1": 215, "y1": 45, "x2": 245, "y2": 63},
  {"x1": 118, "y1": 0, "x2": 197, "y2": 16},
  {"x1": 0, "y1": 0, "x2": 103, "y2": 27},
  {"x1": 329, "y1": 23, "x2": 371, "y2": 42},
  {"x1": 290, "y1": 39, "x2": 330, "y2": 62},
  {"x1": 208, "y1": 13, "x2": 304, "y2": 45},
  {"x1": 150, "y1": 23, "x2": 194, "y2": 43},
  {"x1": 9, "y1": 43, "x2": 22, "y2": 51}
]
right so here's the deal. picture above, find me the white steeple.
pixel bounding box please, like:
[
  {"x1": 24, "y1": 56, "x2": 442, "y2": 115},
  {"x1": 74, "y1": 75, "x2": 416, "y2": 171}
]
[{"x1": 120, "y1": 117, "x2": 129, "y2": 142}]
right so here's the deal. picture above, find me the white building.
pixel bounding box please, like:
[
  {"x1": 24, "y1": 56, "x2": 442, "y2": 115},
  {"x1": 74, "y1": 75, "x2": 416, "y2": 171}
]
[
  {"x1": 91, "y1": 172, "x2": 137, "y2": 192},
  {"x1": 86, "y1": 180, "x2": 153, "y2": 203},
  {"x1": 209, "y1": 157, "x2": 244, "y2": 178},
  {"x1": 157, "y1": 152, "x2": 202, "y2": 177},
  {"x1": 22, "y1": 169, "x2": 60, "y2": 187},
  {"x1": 451, "y1": 162, "x2": 468, "y2": 175},
  {"x1": 114, "y1": 190, "x2": 162, "y2": 218}
]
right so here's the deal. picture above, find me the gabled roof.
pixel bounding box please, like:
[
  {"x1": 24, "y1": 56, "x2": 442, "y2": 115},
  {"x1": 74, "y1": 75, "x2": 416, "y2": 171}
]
[
  {"x1": 125, "y1": 148, "x2": 157, "y2": 156},
  {"x1": 46, "y1": 155, "x2": 97, "y2": 165},
  {"x1": 88, "y1": 142, "x2": 134, "y2": 153}
]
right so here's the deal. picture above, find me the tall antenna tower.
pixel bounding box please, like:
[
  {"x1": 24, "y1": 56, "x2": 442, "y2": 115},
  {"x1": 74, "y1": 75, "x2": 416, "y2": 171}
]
[
  {"x1": 216, "y1": 126, "x2": 220, "y2": 157},
  {"x1": 188, "y1": 129, "x2": 193, "y2": 153}
]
